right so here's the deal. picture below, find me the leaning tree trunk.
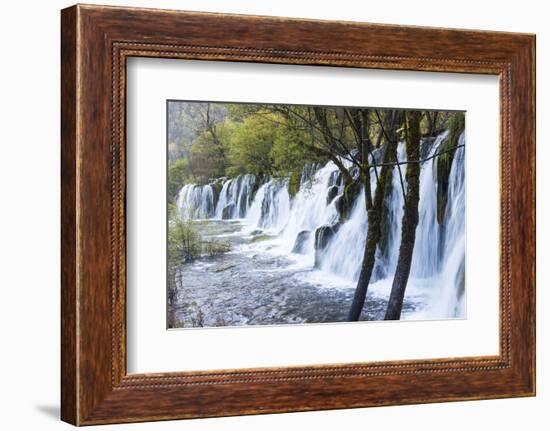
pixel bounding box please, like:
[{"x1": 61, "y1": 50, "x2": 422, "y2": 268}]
[
  {"x1": 347, "y1": 115, "x2": 399, "y2": 321},
  {"x1": 384, "y1": 111, "x2": 422, "y2": 320},
  {"x1": 347, "y1": 206, "x2": 381, "y2": 321}
]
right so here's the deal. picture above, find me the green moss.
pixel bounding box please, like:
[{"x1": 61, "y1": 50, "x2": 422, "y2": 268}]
[
  {"x1": 436, "y1": 152, "x2": 453, "y2": 224},
  {"x1": 448, "y1": 112, "x2": 465, "y2": 149},
  {"x1": 288, "y1": 170, "x2": 301, "y2": 197},
  {"x1": 336, "y1": 181, "x2": 361, "y2": 220},
  {"x1": 210, "y1": 180, "x2": 223, "y2": 205},
  {"x1": 202, "y1": 240, "x2": 231, "y2": 256},
  {"x1": 436, "y1": 112, "x2": 465, "y2": 224},
  {"x1": 378, "y1": 173, "x2": 395, "y2": 258},
  {"x1": 250, "y1": 233, "x2": 274, "y2": 243},
  {"x1": 251, "y1": 174, "x2": 263, "y2": 201}
]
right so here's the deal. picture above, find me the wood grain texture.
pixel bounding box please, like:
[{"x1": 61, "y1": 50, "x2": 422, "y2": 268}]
[
  {"x1": 60, "y1": 5, "x2": 78, "y2": 425},
  {"x1": 60, "y1": 4, "x2": 536, "y2": 425}
]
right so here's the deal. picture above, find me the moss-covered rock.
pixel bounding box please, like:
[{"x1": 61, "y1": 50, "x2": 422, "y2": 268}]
[
  {"x1": 292, "y1": 230, "x2": 312, "y2": 254},
  {"x1": 288, "y1": 170, "x2": 301, "y2": 197},
  {"x1": 378, "y1": 174, "x2": 395, "y2": 259},
  {"x1": 328, "y1": 170, "x2": 342, "y2": 187},
  {"x1": 249, "y1": 174, "x2": 263, "y2": 205},
  {"x1": 250, "y1": 233, "x2": 273, "y2": 243},
  {"x1": 436, "y1": 112, "x2": 465, "y2": 224},
  {"x1": 222, "y1": 203, "x2": 235, "y2": 220},
  {"x1": 326, "y1": 185, "x2": 339, "y2": 205},
  {"x1": 210, "y1": 180, "x2": 223, "y2": 210},
  {"x1": 335, "y1": 179, "x2": 361, "y2": 220}
]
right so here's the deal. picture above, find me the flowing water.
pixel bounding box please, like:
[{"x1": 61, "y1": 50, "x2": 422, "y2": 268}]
[
  {"x1": 171, "y1": 131, "x2": 466, "y2": 327},
  {"x1": 176, "y1": 184, "x2": 215, "y2": 219}
]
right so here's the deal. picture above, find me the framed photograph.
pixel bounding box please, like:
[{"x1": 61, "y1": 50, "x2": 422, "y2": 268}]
[{"x1": 61, "y1": 4, "x2": 536, "y2": 425}]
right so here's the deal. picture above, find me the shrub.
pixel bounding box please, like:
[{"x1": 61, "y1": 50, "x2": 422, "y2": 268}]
[{"x1": 168, "y1": 216, "x2": 201, "y2": 264}]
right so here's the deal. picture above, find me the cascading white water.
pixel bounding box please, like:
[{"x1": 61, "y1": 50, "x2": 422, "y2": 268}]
[
  {"x1": 410, "y1": 132, "x2": 448, "y2": 278},
  {"x1": 245, "y1": 181, "x2": 266, "y2": 227},
  {"x1": 245, "y1": 178, "x2": 291, "y2": 231},
  {"x1": 176, "y1": 130, "x2": 465, "y2": 318},
  {"x1": 278, "y1": 162, "x2": 340, "y2": 251},
  {"x1": 318, "y1": 144, "x2": 406, "y2": 282},
  {"x1": 214, "y1": 174, "x2": 256, "y2": 219},
  {"x1": 215, "y1": 178, "x2": 238, "y2": 219},
  {"x1": 236, "y1": 174, "x2": 256, "y2": 218},
  {"x1": 428, "y1": 133, "x2": 466, "y2": 317},
  {"x1": 319, "y1": 188, "x2": 367, "y2": 281},
  {"x1": 176, "y1": 184, "x2": 215, "y2": 219}
]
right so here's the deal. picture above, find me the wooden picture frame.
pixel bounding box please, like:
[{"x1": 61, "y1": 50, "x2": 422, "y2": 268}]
[{"x1": 61, "y1": 4, "x2": 536, "y2": 425}]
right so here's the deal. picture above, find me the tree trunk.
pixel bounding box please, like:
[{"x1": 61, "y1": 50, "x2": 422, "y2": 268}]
[
  {"x1": 384, "y1": 111, "x2": 422, "y2": 320},
  {"x1": 348, "y1": 112, "x2": 400, "y2": 321},
  {"x1": 204, "y1": 104, "x2": 227, "y2": 171},
  {"x1": 347, "y1": 207, "x2": 380, "y2": 321}
]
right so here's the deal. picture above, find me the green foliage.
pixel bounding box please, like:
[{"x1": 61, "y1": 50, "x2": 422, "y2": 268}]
[
  {"x1": 202, "y1": 240, "x2": 231, "y2": 256},
  {"x1": 226, "y1": 113, "x2": 278, "y2": 176},
  {"x1": 271, "y1": 114, "x2": 324, "y2": 194},
  {"x1": 187, "y1": 122, "x2": 233, "y2": 183},
  {"x1": 167, "y1": 159, "x2": 188, "y2": 203},
  {"x1": 168, "y1": 216, "x2": 202, "y2": 264},
  {"x1": 167, "y1": 202, "x2": 178, "y2": 220},
  {"x1": 168, "y1": 103, "x2": 465, "y2": 222},
  {"x1": 168, "y1": 215, "x2": 232, "y2": 265},
  {"x1": 271, "y1": 118, "x2": 312, "y2": 173},
  {"x1": 169, "y1": 102, "x2": 336, "y2": 189},
  {"x1": 225, "y1": 103, "x2": 263, "y2": 121}
]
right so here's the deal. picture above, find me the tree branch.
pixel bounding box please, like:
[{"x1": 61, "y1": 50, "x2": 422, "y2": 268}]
[
  {"x1": 375, "y1": 110, "x2": 406, "y2": 201},
  {"x1": 370, "y1": 144, "x2": 464, "y2": 168}
]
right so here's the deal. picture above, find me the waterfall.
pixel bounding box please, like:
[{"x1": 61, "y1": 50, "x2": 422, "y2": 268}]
[
  {"x1": 176, "y1": 184, "x2": 215, "y2": 219},
  {"x1": 213, "y1": 174, "x2": 256, "y2": 219},
  {"x1": 236, "y1": 174, "x2": 256, "y2": 218},
  {"x1": 278, "y1": 163, "x2": 340, "y2": 252},
  {"x1": 215, "y1": 178, "x2": 238, "y2": 219},
  {"x1": 319, "y1": 189, "x2": 367, "y2": 281},
  {"x1": 410, "y1": 132, "x2": 449, "y2": 278},
  {"x1": 175, "y1": 129, "x2": 466, "y2": 318},
  {"x1": 246, "y1": 178, "x2": 291, "y2": 231},
  {"x1": 429, "y1": 133, "x2": 466, "y2": 317},
  {"x1": 245, "y1": 181, "x2": 266, "y2": 227}
]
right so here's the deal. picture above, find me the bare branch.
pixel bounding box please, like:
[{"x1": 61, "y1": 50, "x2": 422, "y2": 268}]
[{"x1": 370, "y1": 144, "x2": 464, "y2": 168}]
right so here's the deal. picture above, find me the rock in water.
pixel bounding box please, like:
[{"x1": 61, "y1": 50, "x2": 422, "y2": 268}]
[
  {"x1": 326, "y1": 185, "x2": 339, "y2": 204},
  {"x1": 328, "y1": 170, "x2": 342, "y2": 187},
  {"x1": 335, "y1": 180, "x2": 361, "y2": 220},
  {"x1": 222, "y1": 203, "x2": 236, "y2": 220},
  {"x1": 292, "y1": 230, "x2": 311, "y2": 254},
  {"x1": 238, "y1": 193, "x2": 248, "y2": 218},
  {"x1": 210, "y1": 180, "x2": 223, "y2": 210},
  {"x1": 314, "y1": 224, "x2": 340, "y2": 267},
  {"x1": 314, "y1": 224, "x2": 338, "y2": 250}
]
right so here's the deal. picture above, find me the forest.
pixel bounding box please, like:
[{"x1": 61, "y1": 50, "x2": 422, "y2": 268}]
[{"x1": 167, "y1": 101, "x2": 465, "y2": 328}]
